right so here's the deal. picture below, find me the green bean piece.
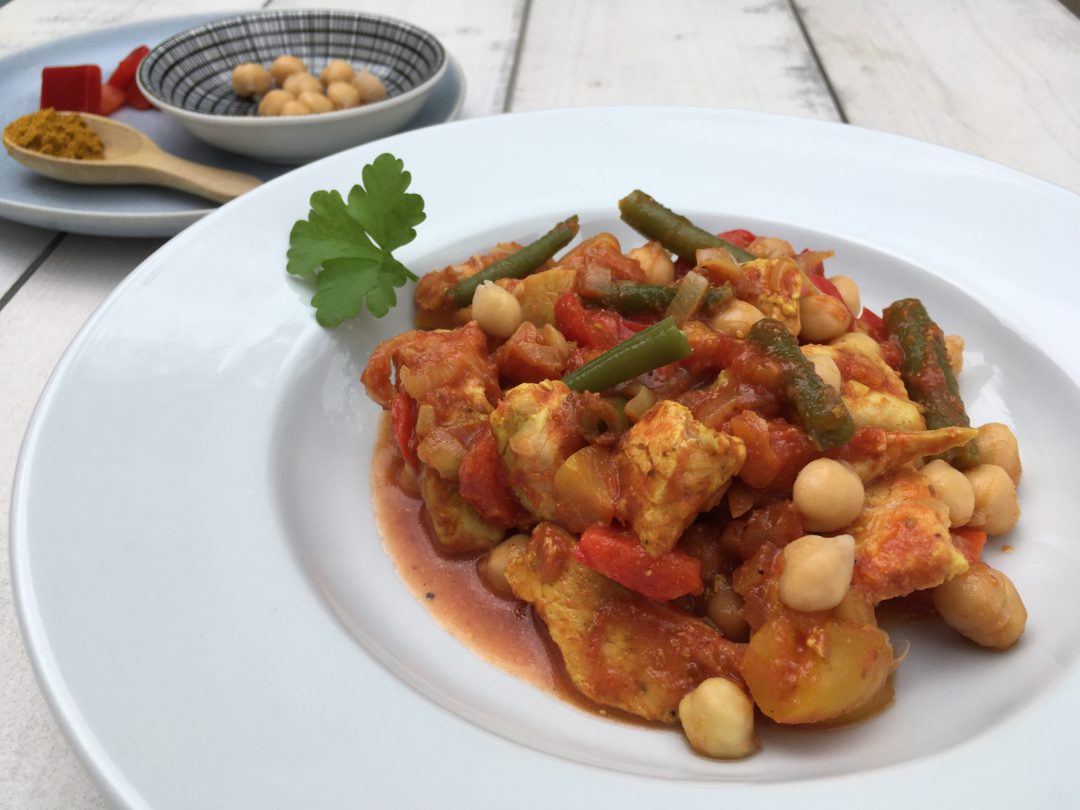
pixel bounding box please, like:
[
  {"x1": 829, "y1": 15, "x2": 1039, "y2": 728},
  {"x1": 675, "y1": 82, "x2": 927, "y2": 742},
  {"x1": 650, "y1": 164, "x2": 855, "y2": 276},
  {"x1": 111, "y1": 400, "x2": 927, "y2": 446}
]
[
  {"x1": 562, "y1": 317, "x2": 691, "y2": 393},
  {"x1": 618, "y1": 190, "x2": 756, "y2": 264},
  {"x1": 747, "y1": 318, "x2": 855, "y2": 450},
  {"x1": 446, "y1": 216, "x2": 580, "y2": 307},
  {"x1": 592, "y1": 282, "x2": 734, "y2": 316},
  {"x1": 883, "y1": 298, "x2": 978, "y2": 468}
]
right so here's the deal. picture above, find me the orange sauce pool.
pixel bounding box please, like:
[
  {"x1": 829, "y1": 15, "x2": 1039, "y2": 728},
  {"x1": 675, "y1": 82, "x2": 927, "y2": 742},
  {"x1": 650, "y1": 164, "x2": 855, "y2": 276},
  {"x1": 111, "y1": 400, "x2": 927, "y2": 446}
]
[{"x1": 371, "y1": 419, "x2": 608, "y2": 716}]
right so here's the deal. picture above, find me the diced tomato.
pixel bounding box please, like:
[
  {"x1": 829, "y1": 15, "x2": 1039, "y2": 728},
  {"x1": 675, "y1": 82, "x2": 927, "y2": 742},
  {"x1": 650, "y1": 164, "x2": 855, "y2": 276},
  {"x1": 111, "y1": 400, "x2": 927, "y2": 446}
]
[
  {"x1": 390, "y1": 392, "x2": 418, "y2": 470},
  {"x1": 106, "y1": 45, "x2": 150, "y2": 90},
  {"x1": 458, "y1": 429, "x2": 524, "y2": 529},
  {"x1": 719, "y1": 229, "x2": 756, "y2": 249},
  {"x1": 41, "y1": 65, "x2": 102, "y2": 114},
  {"x1": 574, "y1": 525, "x2": 703, "y2": 601},
  {"x1": 809, "y1": 273, "x2": 846, "y2": 304},
  {"x1": 554, "y1": 292, "x2": 647, "y2": 351},
  {"x1": 100, "y1": 83, "x2": 126, "y2": 116},
  {"x1": 125, "y1": 81, "x2": 153, "y2": 110},
  {"x1": 951, "y1": 527, "x2": 987, "y2": 566}
]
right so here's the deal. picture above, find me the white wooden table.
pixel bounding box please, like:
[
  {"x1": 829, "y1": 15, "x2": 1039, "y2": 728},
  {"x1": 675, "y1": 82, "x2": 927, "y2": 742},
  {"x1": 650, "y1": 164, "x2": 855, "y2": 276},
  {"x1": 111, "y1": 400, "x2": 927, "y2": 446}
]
[{"x1": 1, "y1": 0, "x2": 1078, "y2": 806}]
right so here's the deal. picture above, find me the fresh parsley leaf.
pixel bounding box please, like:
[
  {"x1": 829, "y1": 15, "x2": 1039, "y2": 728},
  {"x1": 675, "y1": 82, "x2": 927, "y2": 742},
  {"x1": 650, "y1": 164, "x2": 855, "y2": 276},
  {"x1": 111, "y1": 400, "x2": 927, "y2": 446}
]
[{"x1": 287, "y1": 153, "x2": 424, "y2": 326}]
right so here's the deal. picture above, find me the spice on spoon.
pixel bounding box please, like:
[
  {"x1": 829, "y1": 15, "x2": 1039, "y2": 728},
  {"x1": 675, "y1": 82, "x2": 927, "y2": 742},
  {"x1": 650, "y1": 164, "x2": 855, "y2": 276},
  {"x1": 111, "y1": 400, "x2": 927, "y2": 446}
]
[{"x1": 3, "y1": 108, "x2": 104, "y2": 160}]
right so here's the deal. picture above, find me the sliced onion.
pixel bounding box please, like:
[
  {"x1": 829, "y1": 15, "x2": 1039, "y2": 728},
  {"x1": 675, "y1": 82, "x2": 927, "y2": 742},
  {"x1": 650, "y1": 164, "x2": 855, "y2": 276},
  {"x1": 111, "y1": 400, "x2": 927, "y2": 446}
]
[
  {"x1": 624, "y1": 385, "x2": 656, "y2": 423},
  {"x1": 665, "y1": 270, "x2": 709, "y2": 326}
]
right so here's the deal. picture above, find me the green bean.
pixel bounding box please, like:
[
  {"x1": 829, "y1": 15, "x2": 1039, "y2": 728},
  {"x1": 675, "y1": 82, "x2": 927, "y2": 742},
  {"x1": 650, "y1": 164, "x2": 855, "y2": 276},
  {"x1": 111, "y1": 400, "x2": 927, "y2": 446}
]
[
  {"x1": 590, "y1": 282, "x2": 734, "y2": 316},
  {"x1": 747, "y1": 318, "x2": 855, "y2": 450},
  {"x1": 883, "y1": 298, "x2": 978, "y2": 467},
  {"x1": 562, "y1": 317, "x2": 691, "y2": 393},
  {"x1": 618, "y1": 190, "x2": 756, "y2": 264},
  {"x1": 446, "y1": 216, "x2": 580, "y2": 307}
]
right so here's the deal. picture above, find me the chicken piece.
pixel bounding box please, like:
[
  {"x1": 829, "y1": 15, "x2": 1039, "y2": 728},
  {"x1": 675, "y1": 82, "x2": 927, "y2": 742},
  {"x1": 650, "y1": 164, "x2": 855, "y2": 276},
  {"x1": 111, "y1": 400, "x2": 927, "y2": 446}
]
[
  {"x1": 419, "y1": 466, "x2": 505, "y2": 552},
  {"x1": 554, "y1": 232, "x2": 645, "y2": 282},
  {"x1": 504, "y1": 523, "x2": 745, "y2": 724},
  {"x1": 617, "y1": 401, "x2": 746, "y2": 557},
  {"x1": 362, "y1": 322, "x2": 501, "y2": 478},
  {"x1": 803, "y1": 343, "x2": 924, "y2": 432},
  {"x1": 489, "y1": 380, "x2": 586, "y2": 521},
  {"x1": 697, "y1": 252, "x2": 802, "y2": 335},
  {"x1": 414, "y1": 242, "x2": 524, "y2": 313},
  {"x1": 849, "y1": 466, "x2": 969, "y2": 603},
  {"x1": 832, "y1": 425, "x2": 977, "y2": 482}
]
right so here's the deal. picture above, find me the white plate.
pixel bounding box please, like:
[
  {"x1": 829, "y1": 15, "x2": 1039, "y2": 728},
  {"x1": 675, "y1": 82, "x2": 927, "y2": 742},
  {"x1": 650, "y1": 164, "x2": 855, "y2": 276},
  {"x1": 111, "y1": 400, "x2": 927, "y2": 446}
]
[
  {"x1": 0, "y1": 15, "x2": 465, "y2": 237},
  {"x1": 13, "y1": 108, "x2": 1080, "y2": 808}
]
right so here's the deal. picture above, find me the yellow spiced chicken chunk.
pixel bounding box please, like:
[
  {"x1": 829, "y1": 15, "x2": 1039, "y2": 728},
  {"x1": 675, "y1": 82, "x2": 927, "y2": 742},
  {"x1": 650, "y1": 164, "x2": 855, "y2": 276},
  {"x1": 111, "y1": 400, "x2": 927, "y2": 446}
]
[{"x1": 616, "y1": 401, "x2": 745, "y2": 557}]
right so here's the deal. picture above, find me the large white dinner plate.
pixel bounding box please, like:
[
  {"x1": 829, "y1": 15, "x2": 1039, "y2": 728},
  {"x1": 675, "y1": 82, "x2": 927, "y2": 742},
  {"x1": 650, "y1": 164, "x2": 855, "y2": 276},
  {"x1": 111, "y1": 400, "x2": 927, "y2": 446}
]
[
  {"x1": 12, "y1": 108, "x2": 1080, "y2": 808},
  {"x1": 0, "y1": 15, "x2": 465, "y2": 237}
]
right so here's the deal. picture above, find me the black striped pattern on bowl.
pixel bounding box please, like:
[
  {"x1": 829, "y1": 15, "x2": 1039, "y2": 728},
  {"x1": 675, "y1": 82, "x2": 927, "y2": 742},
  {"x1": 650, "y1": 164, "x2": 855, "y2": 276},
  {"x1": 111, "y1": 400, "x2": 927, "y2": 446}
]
[{"x1": 139, "y1": 10, "x2": 445, "y2": 117}]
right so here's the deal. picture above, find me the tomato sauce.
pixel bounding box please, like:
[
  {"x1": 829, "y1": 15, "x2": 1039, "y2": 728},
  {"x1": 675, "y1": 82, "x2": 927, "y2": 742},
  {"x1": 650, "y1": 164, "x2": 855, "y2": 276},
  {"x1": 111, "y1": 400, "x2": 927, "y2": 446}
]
[{"x1": 371, "y1": 420, "x2": 613, "y2": 716}]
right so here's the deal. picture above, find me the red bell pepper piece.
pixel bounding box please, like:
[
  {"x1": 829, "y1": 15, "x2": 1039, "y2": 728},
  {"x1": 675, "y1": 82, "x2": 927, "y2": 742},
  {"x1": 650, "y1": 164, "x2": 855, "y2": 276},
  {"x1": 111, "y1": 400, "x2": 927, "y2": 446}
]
[
  {"x1": 457, "y1": 429, "x2": 523, "y2": 529},
  {"x1": 125, "y1": 81, "x2": 153, "y2": 110},
  {"x1": 100, "y1": 83, "x2": 126, "y2": 116},
  {"x1": 858, "y1": 306, "x2": 887, "y2": 341},
  {"x1": 809, "y1": 272, "x2": 846, "y2": 305},
  {"x1": 389, "y1": 391, "x2": 418, "y2": 470},
  {"x1": 40, "y1": 65, "x2": 102, "y2": 114},
  {"x1": 718, "y1": 228, "x2": 756, "y2": 249},
  {"x1": 106, "y1": 45, "x2": 150, "y2": 90},
  {"x1": 574, "y1": 525, "x2": 703, "y2": 601},
  {"x1": 951, "y1": 527, "x2": 987, "y2": 566}
]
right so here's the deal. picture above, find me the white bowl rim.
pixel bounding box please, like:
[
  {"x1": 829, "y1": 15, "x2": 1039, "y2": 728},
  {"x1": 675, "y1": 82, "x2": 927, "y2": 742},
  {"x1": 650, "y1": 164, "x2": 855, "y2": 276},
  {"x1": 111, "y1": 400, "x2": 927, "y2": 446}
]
[{"x1": 135, "y1": 8, "x2": 448, "y2": 128}]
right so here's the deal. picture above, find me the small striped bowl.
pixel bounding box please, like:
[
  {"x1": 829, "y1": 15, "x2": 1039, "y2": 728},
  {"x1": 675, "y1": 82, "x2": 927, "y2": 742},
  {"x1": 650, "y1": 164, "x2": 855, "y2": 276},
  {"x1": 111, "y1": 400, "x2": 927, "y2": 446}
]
[{"x1": 137, "y1": 10, "x2": 448, "y2": 164}]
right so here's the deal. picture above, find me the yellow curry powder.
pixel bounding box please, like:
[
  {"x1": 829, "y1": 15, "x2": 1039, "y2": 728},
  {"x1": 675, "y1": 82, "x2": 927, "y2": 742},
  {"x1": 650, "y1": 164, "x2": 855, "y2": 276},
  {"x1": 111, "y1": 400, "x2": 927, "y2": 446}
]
[{"x1": 3, "y1": 108, "x2": 104, "y2": 160}]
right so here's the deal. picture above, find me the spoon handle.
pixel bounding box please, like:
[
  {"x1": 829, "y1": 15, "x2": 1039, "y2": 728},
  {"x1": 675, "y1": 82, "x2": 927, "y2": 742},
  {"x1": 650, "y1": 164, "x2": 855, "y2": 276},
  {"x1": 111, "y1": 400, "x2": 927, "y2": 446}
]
[{"x1": 132, "y1": 151, "x2": 262, "y2": 203}]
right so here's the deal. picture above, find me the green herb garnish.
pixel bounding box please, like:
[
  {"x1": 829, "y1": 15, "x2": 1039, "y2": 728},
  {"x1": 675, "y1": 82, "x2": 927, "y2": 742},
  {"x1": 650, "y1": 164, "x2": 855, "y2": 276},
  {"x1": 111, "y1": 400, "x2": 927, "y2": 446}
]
[{"x1": 287, "y1": 153, "x2": 425, "y2": 326}]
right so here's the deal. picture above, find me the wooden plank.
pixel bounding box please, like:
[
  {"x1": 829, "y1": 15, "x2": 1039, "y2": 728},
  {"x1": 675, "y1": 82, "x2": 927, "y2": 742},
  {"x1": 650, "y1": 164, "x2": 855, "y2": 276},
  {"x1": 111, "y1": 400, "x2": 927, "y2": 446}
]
[
  {"x1": 0, "y1": 236, "x2": 162, "y2": 810},
  {"x1": 0, "y1": 0, "x2": 262, "y2": 55},
  {"x1": 0, "y1": 222, "x2": 57, "y2": 303},
  {"x1": 270, "y1": 0, "x2": 528, "y2": 118},
  {"x1": 796, "y1": 0, "x2": 1080, "y2": 193},
  {"x1": 509, "y1": 0, "x2": 839, "y2": 118}
]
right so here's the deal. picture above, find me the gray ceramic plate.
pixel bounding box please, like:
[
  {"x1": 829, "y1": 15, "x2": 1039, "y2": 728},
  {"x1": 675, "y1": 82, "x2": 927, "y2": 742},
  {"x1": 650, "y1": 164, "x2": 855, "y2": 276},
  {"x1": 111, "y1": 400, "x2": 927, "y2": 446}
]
[{"x1": 0, "y1": 14, "x2": 465, "y2": 238}]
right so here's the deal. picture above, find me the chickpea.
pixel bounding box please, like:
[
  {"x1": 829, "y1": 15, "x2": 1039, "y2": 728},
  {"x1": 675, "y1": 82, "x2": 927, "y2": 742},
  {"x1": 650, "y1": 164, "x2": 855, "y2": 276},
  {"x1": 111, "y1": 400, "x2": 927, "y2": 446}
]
[
  {"x1": 932, "y1": 561, "x2": 1026, "y2": 649},
  {"x1": 829, "y1": 275, "x2": 861, "y2": 316},
  {"x1": 270, "y1": 55, "x2": 307, "y2": 86},
  {"x1": 747, "y1": 236, "x2": 794, "y2": 259},
  {"x1": 975, "y1": 423, "x2": 1022, "y2": 484},
  {"x1": 298, "y1": 90, "x2": 334, "y2": 114},
  {"x1": 326, "y1": 81, "x2": 361, "y2": 110},
  {"x1": 257, "y1": 89, "x2": 294, "y2": 117},
  {"x1": 479, "y1": 534, "x2": 529, "y2": 596},
  {"x1": 945, "y1": 334, "x2": 964, "y2": 377},
  {"x1": 920, "y1": 459, "x2": 975, "y2": 527},
  {"x1": 627, "y1": 242, "x2": 675, "y2": 285},
  {"x1": 283, "y1": 71, "x2": 323, "y2": 96},
  {"x1": 709, "y1": 300, "x2": 765, "y2": 339},
  {"x1": 706, "y1": 583, "x2": 750, "y2": 642},
  {"x1": 830, "y1": 331, "x2": 881, "y2": 359},
  {"x1": 320, "y1": 59, "x2": 355, "y2": 86},
  {"x1": 779, "y1": 533, "x2": 856, "y2": 613},
  {"x1": 964, "y1": 464, "x2": 1020, "y2": 536},
  {"x1": 231, "y1": 62, "x2": 272, "y2": 97},
  {"x1": 280, "y1": 99, "x2": 312, "y2": 116},
  {"x1": 799, "y1": 293, "x2": 852, "y2": 342},
  {"x1": 352, "y1": 69, "x2": 388, "y2": 103},
  {"x1": 678, "y1": 677, "x2": 758, "y2": 759},
  {"x1": 806, "y1": 352, "x2": 842, "y2": 393},
  {"x1": 472, "y1": 281, "x2": 523, "y2": 338},
  {"x1": 792, "y1": 458, "x2": 865, "y2": 532}
]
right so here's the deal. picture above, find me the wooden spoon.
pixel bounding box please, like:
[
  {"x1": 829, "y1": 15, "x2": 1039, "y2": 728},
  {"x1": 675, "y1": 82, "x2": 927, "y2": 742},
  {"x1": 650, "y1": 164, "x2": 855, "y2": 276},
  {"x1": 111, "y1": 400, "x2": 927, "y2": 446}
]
[{"x1": 2, "y1": 113, "x2": 261, "y2": 203}]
